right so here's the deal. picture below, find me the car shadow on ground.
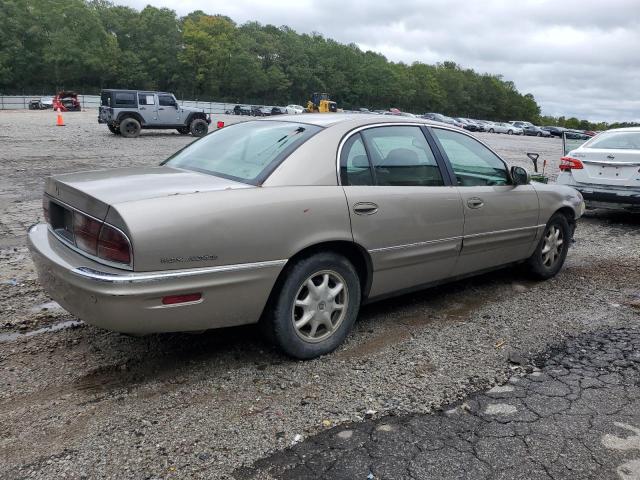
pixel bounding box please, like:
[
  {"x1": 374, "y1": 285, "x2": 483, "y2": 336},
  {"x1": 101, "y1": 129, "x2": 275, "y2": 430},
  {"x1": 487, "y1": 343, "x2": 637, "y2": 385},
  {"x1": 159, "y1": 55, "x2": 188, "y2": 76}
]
[{"x1": 69, "y1": 265, "x2": 531, "y2": 394}]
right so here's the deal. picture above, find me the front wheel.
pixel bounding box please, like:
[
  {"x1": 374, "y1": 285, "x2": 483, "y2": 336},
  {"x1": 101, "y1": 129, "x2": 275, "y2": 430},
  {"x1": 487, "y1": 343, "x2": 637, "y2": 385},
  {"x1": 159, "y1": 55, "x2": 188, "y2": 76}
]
[
  {"x1": 262, "y1": 252, "x2": 361, "y2": 359},
  {"x1": 507, "y1": 130, "x2": 513, "y2": 135},
  {"x1": 489, "y1": 128, "x2": 495, "y2": 133},
  {"x1": 536, "y1": 132, "x2": 542, "y2": 137},
  {"x1": 526, "y1": 213, "x2": 571, "y2": 280}
]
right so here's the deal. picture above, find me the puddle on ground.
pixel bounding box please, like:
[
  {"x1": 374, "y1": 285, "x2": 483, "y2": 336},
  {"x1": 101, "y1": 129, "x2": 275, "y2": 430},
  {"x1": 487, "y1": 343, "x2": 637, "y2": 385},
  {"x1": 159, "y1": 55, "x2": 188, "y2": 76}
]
[{"x1": 0, "y1": 320, "x2": 83, "y2": 342}]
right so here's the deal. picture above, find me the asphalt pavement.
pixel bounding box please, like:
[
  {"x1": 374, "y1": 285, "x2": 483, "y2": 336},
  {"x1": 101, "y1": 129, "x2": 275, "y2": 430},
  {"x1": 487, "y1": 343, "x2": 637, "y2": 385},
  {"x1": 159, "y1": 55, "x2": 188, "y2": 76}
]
[{"x1": 238, "y1": 327, "x2": 640, "y2": 480}]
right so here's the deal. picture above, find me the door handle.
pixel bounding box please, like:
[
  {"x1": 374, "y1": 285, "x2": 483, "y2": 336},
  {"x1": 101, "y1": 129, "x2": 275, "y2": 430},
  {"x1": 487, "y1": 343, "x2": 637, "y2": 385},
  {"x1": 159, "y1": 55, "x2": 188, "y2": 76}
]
[
  {"x1": 158, "y1": 107, "x2": 165, "y2": 110},
  {"x1": 139, "y1": 107, "x2": 146, "y2": 110},
  {"x1": 467, "y1": 198, "x2": 484, "y2": 209},
  {"x1": 353, "y1": 202, "x2": 379, "y2": 215}
]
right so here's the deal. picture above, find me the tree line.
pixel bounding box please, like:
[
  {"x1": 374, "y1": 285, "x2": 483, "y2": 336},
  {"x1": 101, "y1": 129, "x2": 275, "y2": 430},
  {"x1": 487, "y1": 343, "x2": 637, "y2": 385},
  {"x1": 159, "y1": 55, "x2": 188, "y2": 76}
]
[{"x1": 0, "y1": 0, "x2": 628, "y2": 129}]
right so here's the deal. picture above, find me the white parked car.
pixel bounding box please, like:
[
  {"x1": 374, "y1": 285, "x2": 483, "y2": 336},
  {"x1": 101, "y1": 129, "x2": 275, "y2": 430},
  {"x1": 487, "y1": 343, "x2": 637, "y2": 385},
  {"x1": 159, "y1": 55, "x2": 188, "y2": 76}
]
[
  {"x1": 485, "y1": 122, "x2": 522, "y2": 135},
  {"x1": 557, "y1": 127, "x2": 640, "y2": 211},
  {"x1": 286, "y1": 104, "x2": 305, "y2": 114}
]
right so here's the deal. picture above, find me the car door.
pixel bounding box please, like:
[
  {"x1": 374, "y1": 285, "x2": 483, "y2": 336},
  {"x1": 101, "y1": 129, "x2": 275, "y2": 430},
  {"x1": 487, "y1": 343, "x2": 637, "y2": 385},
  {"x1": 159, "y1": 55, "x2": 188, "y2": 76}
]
[
  {"x1": 430, "y1": 127, "x2": 540, "y2": 275},
  {"x1": 340, "y1": 125, "x2": 464, "y2": 298},
  {"x1": 137, "y1": 92, "x2": 158, "y2": 125},
  {"x1": 156, "y1": 94, "x2": 181, "y2": 124}
]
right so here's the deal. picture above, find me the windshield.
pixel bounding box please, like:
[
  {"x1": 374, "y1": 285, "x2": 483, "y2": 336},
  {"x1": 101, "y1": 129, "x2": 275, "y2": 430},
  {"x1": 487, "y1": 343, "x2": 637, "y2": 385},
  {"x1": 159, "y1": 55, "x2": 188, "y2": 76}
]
[
  {"x1": 163, "y1": 121, "x2": 321, "y2": 184},
  {"x1": 583, "y1": 131, "x2": 640, "y2": 150}
]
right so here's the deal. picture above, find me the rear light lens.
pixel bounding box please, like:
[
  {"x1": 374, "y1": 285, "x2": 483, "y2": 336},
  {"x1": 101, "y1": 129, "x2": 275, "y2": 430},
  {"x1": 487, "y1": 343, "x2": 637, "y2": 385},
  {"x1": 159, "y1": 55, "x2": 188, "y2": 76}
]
[
  {"x1": 217, "y1": 121, "x2": 224, "y2": 129},
  {"x1": 73, "y1": 211, "x2": 101, "y2": 255},
  {"x1": 97, "y1": 223, "x2": 131, "y2": 264},
  {"x1": 559, "y1": 156, "x2": 584, "y2": 171},
  {"x1": 162, "y1": 293, "x2": 202, "y2": 305}
]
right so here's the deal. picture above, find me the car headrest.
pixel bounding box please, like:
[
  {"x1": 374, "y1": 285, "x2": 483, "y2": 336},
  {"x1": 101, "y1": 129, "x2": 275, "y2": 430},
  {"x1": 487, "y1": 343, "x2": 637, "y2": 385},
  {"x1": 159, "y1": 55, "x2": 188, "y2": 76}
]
[
  {"x1": 383, "y1": 148, "x2": 419, "y2": 166},
  {"x1": 352, "y1": 155, "x2": 369, "y2": 168}
]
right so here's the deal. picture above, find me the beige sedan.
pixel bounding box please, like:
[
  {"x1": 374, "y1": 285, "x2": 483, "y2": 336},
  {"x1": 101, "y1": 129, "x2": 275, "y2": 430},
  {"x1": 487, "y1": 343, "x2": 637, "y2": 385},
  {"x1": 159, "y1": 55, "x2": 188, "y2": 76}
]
[{"x1": 28, "y1": 115, "x2": 585, "y2": 359}]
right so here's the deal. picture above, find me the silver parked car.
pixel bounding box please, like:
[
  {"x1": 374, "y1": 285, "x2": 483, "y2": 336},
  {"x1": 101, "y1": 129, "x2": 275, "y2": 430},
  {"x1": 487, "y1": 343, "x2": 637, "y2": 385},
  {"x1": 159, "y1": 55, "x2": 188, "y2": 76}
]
[
  {"x1": 28, "y1": 115, "x2": 585, "y2": 359},
  {"x1": 557, "y1": 127, "x2": 640, "y2": 210}
]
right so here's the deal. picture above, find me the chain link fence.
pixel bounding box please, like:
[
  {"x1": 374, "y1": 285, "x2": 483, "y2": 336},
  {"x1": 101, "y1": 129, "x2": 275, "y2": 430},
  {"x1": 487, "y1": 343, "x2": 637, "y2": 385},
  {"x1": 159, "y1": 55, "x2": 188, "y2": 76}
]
[{"x1": 0, "y1": 95, "x2": 265, "y2": 114}]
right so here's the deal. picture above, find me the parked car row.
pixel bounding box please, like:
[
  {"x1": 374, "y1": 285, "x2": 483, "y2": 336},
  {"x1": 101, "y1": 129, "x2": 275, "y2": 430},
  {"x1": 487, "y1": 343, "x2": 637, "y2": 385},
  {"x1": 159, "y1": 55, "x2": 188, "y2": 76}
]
[
  {"x1": 227, "y1": 104, "x2": 303, "y2": 116},
  {"x1": 28, "y1": 92, "x2": 81, "y2": 111}
]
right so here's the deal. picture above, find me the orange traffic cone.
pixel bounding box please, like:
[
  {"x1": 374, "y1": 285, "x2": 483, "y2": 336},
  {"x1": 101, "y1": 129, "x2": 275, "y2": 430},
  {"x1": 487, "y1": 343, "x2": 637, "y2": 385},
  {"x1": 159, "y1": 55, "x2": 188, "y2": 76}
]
[{"x1": 56, "y1": 108, "x2": 65, "y2": 126}]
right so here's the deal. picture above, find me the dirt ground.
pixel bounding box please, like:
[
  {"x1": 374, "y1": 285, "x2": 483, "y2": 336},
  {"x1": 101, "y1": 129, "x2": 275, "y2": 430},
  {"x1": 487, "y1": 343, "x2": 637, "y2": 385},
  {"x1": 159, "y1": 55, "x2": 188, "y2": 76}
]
[{"x1": 0, "y1": 110, "x2": 639, "y2": 479}]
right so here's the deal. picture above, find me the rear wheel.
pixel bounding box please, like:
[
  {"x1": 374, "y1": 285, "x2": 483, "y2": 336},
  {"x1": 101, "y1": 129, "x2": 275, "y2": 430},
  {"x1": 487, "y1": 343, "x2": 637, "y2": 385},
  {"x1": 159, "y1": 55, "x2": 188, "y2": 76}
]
[
  {"x1": 507, "y1": 129, "x2": 513, "y2": 135},
  {"x1": 189, "y1": 118, "x2": 208, "y2": 137},
  {"x1": 526, "y1": 213, "x2": 571, "y2": 279},
  {"x1": 120, "y1": 118, "x2": 141, "y2": 138},
  {"x1": 263, "y1": 252, "x2": 361, "y2": 359},
  {"x1": 177, "y1": 127, "x2": 190, "y2": 135},
  {"x1": 107, "y1": 124, "x2": 120, "y2": 135},
  {"x1": 536, "y1": 132, "x2": 542, "y2": 137},
  {"x1": 489, "y1": 128, "x2": 495, "y2": 133}
]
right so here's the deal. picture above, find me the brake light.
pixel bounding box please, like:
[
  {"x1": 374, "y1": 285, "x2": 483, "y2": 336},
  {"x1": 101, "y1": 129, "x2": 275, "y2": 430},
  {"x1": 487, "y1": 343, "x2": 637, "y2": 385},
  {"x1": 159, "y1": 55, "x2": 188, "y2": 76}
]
[
  {"x1": 73, "y1": 211, "x2": 101, "y2": 254},
  {"x1": 559, "y1": 156, "x2": 584, "y2": 171},
  {"x1": 98, "y1": 224, "x2": 131, "y2": 264},
  {"x1": 217, "y1": 121, "x2": 224, "y2": 129}
]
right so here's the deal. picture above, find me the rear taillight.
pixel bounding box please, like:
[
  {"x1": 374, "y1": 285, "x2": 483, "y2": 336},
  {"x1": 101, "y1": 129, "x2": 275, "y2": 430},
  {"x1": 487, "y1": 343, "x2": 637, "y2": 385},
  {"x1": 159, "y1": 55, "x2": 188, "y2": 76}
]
[
  {"x1": 559, "y1": 156, "x2": 584, "y2": 171},
  {"x1": 97, "y1": 223, "x2": 131, "y2": 264},
  {"x1": 73, "y1": 211, "x2": 101, "y2": 254}
]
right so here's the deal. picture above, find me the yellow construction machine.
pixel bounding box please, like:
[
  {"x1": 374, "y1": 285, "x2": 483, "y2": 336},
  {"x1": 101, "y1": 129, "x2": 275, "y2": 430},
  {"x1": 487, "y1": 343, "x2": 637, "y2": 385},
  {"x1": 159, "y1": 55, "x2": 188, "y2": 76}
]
[{"x1": 306, "y1": 92, "x2": 337, "y2": 113}]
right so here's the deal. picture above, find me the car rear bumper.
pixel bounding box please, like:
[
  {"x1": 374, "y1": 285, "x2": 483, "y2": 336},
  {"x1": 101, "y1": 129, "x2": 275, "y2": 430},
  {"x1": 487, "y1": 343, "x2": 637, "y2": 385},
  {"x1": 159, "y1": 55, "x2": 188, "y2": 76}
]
[
  {"x1": 27, "y1": 223, "x2": 285, "y2": 334},
  {"x1": 556, "y1": 177, "x2": 640, "y2": 210}
]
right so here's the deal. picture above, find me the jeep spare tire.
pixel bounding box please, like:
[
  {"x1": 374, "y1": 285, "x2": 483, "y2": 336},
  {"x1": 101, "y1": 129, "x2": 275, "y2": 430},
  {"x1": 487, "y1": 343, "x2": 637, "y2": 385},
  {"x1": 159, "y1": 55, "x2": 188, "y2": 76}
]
[
  {"x1": 120, "y1": 118, "x2": 141, "y2": 138},
  {"x1": 190, "y1": 118, "x2": 208, "y2": 137}
]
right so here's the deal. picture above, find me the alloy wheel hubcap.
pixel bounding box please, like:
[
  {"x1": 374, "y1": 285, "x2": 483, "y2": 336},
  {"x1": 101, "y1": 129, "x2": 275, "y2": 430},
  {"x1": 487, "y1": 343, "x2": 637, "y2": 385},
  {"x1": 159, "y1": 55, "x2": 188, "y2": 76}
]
[
  {"x1": 541, "y1": 225, "x2": 564, "y2": 267},
  {"x1": 292, "y1": 270, "x2": 348, "y2": 343}
]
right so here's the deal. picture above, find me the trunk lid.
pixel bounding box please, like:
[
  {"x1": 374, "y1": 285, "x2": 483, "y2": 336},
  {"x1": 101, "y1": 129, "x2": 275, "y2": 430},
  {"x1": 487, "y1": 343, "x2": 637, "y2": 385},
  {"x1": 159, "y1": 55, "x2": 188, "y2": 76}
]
[
  {"x1": 570, "y1": 149, "x2": 640, "y2": 187},
  {"x1": 45, "y1": 166, "x2": 252, "y2": 220}
]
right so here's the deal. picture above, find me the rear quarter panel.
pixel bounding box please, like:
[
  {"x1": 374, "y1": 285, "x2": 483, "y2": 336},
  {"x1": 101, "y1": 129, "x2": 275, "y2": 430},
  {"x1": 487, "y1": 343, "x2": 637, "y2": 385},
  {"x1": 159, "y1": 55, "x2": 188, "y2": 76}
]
[{"x1": 111, "y1": 186, "x2": 352, "y2": 272}]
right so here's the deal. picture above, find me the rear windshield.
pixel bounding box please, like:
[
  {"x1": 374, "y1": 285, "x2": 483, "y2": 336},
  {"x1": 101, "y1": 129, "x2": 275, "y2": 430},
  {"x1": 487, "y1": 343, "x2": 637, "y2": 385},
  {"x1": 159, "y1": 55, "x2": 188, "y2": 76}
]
[
  {"x1": 163, "y1": 121, "x2": 322, "y2": 184},
  {"x1": 583, "y1": 131, "x2": 640, "y2": 150}
]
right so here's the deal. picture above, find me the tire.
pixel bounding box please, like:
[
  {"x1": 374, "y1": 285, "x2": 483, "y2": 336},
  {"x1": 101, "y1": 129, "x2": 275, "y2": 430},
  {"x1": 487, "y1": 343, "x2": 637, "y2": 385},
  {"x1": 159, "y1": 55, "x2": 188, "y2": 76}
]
[
  {"x1": 262, "y1": 252, "x2": 361, "y2": 359},
  {"x1": 489, "y1": 128, "x2": 495, "y2": 133},
  {"x1": 526, "y1": 213, "x2": 571, "y2": 280},
  {"x1": 536, "y1": 132, "x2": 542, "y2": 137},
  {"x1": 119, "y1": 118, "x2": 141, "y2": 138},
  {"x1": 507, "y1": 130, "x2": 513, "y2": 135},
  {"x1": 189, "y1": 118, "x2": 208, "y2": 137},
  {"x1": 177, "y1": 127, "x2": 190, "y2": 135},
  {"x1": 107, "y1": 124, "x2": 120, "y2": 135}
]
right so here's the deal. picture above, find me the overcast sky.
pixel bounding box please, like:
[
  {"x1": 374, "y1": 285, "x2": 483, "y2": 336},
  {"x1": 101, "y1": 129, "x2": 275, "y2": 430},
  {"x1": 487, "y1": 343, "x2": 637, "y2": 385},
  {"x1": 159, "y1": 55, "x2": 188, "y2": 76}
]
[{"x1": 122, "y1": 0, "x2": 639, "y2": 122}]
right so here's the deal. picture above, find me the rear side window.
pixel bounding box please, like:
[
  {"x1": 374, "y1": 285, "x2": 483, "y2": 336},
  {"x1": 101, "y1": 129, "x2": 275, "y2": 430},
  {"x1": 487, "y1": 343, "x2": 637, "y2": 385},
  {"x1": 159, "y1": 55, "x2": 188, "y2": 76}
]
[
  {"x1": 584, "y1": 131, "x2": 640, "y2": 150},
  {"x1": 432, "y1": 128, "x2": 509, "y2": 186},
  {"x1": 138, "y1": 93, "x2": 155, "y2": 105},
  {"x1": 361, "y1": 126, "x2": 444, "y2": 187},
  {"x1": 340, "y1": 134, "x2": 373, "y2": 186},
  {"x1": 114, "y1": 92, "x2": 136, "y2": 106},
  {"x1": 163, "y1": 121, "x2": 321, "y2": 185}
]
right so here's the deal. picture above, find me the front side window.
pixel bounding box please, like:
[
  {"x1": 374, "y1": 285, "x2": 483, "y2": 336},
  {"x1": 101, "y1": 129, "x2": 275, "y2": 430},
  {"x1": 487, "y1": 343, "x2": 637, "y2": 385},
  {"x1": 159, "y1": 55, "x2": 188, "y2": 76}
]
[
  {"x1": 163, "y1": 121, "x2": 321, "y2": 184},
  {"x1": 433, "y1": 128, "x2": 509, "y2": 186},
  {"x1": 159, "y1": 95, "x2": 176, "y2": 107},
  {"x1": 361, "y1": 126, "x2": 444, "y2": 187},
  {"x1": 583, "y1": 131, "x2": 640, "y2": 151}
]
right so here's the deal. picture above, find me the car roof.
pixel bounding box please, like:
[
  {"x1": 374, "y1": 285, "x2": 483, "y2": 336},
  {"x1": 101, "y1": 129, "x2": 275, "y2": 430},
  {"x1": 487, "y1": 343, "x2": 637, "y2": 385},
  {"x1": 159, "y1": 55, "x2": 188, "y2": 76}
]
[
  {"x1": 261, "y1": 113, "x2": 441, "y2": 128},
  {"x1": 102, "y1": 89, "x2": 173, "y2": 95}
]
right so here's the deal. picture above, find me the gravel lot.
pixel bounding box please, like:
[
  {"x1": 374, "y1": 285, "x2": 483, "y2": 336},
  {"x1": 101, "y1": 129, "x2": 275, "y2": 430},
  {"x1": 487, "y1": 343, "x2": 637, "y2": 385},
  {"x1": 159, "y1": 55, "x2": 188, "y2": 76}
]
[{"x1": 1, "y1": 110, "x2": 639, "y2": 479}]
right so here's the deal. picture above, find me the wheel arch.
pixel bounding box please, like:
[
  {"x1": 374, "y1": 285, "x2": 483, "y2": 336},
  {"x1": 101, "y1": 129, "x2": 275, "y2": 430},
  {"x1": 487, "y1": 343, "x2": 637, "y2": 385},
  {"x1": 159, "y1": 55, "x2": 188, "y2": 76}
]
[
  {"x1": 268, "y1": 240, "x2": 373, "y2": 307},
  {"x1": 116, "y1": 111, "x2": 144, "y2": 126}
]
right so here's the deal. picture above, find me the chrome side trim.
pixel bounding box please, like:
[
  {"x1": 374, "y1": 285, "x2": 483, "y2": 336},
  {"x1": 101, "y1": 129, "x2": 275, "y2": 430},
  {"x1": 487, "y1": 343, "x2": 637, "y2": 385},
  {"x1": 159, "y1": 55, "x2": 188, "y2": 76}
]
[
  {"x1": 367, "y1": 224, "x2": 545, "y2": 254},
  {"x1": 369, "y1": 236, "x2": 462, "y2": 253},
  {"x1": 463, "y1": 224, "x2": 546, "y2": 239},
  {"x1": 582, "y1": 159, "x2": 640, "y2": 167},
  {"x1": 71, "y1": 259, "x2": 288, "y2": 284}
]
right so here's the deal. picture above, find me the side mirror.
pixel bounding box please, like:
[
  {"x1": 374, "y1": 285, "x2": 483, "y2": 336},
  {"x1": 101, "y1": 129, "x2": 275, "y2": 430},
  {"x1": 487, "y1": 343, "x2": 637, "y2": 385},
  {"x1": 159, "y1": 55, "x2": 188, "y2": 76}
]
[{"x1": 511, "y1": 166, "x2": 530, "y2": 186}]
